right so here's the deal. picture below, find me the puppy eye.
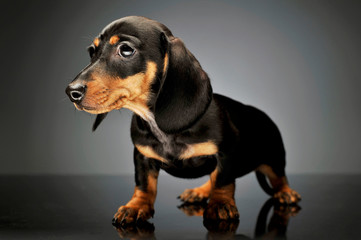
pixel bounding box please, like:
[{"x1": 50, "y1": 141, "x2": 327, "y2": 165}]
[{"x1": 118, "y1": 44, "x2": 135, "y2": 58}]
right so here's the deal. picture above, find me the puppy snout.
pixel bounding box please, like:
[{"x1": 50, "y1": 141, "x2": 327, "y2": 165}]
[{"x1": 66, "y1": 83, "x2": 87, "y2": 103}]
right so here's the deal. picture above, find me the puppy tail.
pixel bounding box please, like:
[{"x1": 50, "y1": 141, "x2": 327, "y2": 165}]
[{"x1": 255, "y1": 171, "x2": 275, "y2": 196}]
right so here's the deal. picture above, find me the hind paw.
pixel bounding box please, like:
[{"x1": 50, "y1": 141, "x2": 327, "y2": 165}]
[
  {"x1": 178, "y1": 187, "x2": 209, "y2": 203},
  {"x1": 274, "y1": 188, "x2": 301, "y2": 204}
]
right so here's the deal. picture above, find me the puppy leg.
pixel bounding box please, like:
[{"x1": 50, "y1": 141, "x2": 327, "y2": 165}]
[
  {"x1": 113, "y1": 148, "x2": 159, "y2": 225},
  {"x1": 204, "y1": 169, "x2": 239, "y2": 220},
  {"x1": 258, "y1": 165, "x2": 301, "y2": 204},
  {"x1": 178, "y1": 169, "x2": 217, "y2": 203}
]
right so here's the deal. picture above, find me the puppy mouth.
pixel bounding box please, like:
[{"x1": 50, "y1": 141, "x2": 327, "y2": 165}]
[
  {"x1": 73, "y1": 103, "x2": 102, "y2": 114},
  {"x1": 74, "y1": 96, "x2": 126, "y2": 114}
]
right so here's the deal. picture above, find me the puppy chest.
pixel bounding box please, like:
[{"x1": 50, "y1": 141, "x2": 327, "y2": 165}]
[{"x1": 135, "y1": 141, "x2": 218, "y2": 163}]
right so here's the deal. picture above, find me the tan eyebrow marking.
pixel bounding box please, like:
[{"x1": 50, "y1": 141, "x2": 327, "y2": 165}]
[
  {"x1": 93, "y1": 38, "x2": 100, "y2": 47},
  {"x1": 109, "y1": 35, "x2": 120, "y2": 45}
]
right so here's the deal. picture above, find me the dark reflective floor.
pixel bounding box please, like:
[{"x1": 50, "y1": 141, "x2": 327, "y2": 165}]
[{"x1": 1, "y1": 174, "x2": 360, "y2": 239}]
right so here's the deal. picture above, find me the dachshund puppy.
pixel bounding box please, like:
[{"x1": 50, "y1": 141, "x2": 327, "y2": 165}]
[{"x1": 66, "y1": 16, "x2": 300, "y2": 224}]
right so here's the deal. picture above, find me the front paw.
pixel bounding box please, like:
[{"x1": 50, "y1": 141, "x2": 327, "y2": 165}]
[
  {"x1": 112, "y1": 204, "x2": 154, "y2": 226},
  {"x1": 274, "y1": 188, "x2": 301, "y2": 204},
  {"x1": 204, "y1": 200, "x2": 239, "y2": 220}
]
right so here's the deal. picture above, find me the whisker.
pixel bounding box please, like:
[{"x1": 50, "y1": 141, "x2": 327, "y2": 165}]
[
  {"x1": 81, "y1": 36, "x2": 95, "y2": 41},
  {"x1": 58, "y1": 97, "x2": 70, "y2": 103}
]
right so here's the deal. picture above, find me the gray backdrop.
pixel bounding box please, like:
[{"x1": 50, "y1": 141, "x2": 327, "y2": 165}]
[{"x1": 1, "y1": 0, "x2": 360, "y2": 174}]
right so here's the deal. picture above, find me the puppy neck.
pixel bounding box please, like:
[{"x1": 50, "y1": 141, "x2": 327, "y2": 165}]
[
  {"x1": 144, "y1": 113, "x2": 169, "y2": 145},
  {"x1": 123, "y1": 98, "x2": 169, "y2": 144}
]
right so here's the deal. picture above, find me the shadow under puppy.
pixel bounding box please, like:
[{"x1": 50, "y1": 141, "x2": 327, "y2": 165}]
[{"x1": 66, "y1": 16, "x2": 301, "y2": 225}]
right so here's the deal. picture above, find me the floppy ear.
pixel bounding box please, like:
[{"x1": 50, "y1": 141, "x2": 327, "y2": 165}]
[
  {"x1": 92, "y1": 113, "x2": 108, "y2": 132},
  {"x1": 154, "y1": 37, "x2": 212, "y2": 133}
]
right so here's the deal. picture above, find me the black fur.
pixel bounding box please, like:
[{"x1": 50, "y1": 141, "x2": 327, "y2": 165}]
[
  {"x1": 155, "y1": 37, "x2": 213, "y2": 133},
  {"x1": 66, "y1": 16, "x2": 298, "y2": 223},
  {"x1": 93, "y1": 113, "x2": 108, "y2": 131},
  {"x1": 131, "y1": 93, "x2": 286, "y2": 186}
]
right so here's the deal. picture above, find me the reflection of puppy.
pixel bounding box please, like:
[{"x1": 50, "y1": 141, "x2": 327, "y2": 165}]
[
  {"x1": 205, "y1": 198, "x2": 301, "y2": 240},
  {"x1": 66, "y1": 16, "x2": 301, "y2": 225},
  {"x1": 254, "y1": 199, "x2": 301, "y2": 239},
  {"x1": 115, "y1": 221, "x2": 155, "y2": 240}
]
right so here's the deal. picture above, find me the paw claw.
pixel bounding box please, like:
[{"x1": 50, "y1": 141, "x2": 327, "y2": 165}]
[
  {"x1": 112, "y1": 217, "x2": 118, "y2": 226},
  {"x1": 113, "y1": 204, "x2": 154, "y2": 226},
  {"x1": 120, "y1": 218, "x2": 127, "y2": 227}
]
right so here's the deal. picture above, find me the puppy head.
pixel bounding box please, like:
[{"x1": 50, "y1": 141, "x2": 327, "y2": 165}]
[{"x1": 66, "y1": 16, "x2": 212, "y2": 133}]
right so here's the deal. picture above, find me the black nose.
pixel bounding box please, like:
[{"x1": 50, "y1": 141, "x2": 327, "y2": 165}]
[{"x1": 66, "y1": 83, "x2": 86, "y2": 103}]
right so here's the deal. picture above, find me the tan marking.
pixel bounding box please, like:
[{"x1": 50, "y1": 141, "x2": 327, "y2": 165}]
[
  {"x1": 257, "y1": 164, "x2": 301, "y2": 203},
  {"x1": 257, "y1": 164, "x2": 279, "y2": 180},
  {"x1": 135, "y1": 145, "x2": 167, "y2": 163},
  {"x1": 203, "y1": 167, "x2": 239, "y2": 219},
  {"x1": 208, "y1": 168, "x2": 234, "y2": 204},
  {"x1": 93, "y1": 38, "x2": 100, "y2": 47},
  {"x1": 194, "y1": 179, "x2": 212, "y2": 198},
  {"x1": 257, "y1": 164, "x2": 288, "y2": 191},
  {"x1": 79, "y1": 61, "x2": 157, "y2": 118},
  {"x1": 179, "y1": 141, "x2": 218, "y2": 159},
  {"x1": 180, "y1": 168, "x2": 217, "y2": 202},
  {"x1": 203, "y1": 168, "x2": 218, "y2": 194},
  {"x1": 274, "y1": 187, "x2": 301, "y2": 204},
  {"x1": 163, "y1": 53, "x2": 168, "y2": 76},
  {"x1": 126, "y1": 173, "x2": 158, "y2": 209},
  {"x1": 211, "y1": 183, "x2": 236, "y2": 204},
  {"x1": 207, "y1": 179, "x2": 239, "y2": 219},
  {"x1": 109, "y1": 35, "x2": 120, "y2": 45},
  {"x1": 113, "y1": 173, "x2": 158, "y2": 222},
  {"x1": 209, "y1": 168, "x2": 218, "y2": 186}
]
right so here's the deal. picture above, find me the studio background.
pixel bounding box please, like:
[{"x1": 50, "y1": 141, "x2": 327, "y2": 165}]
[{"x1": 1, "y1": 0, "x2": 360, "y2": 175}]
